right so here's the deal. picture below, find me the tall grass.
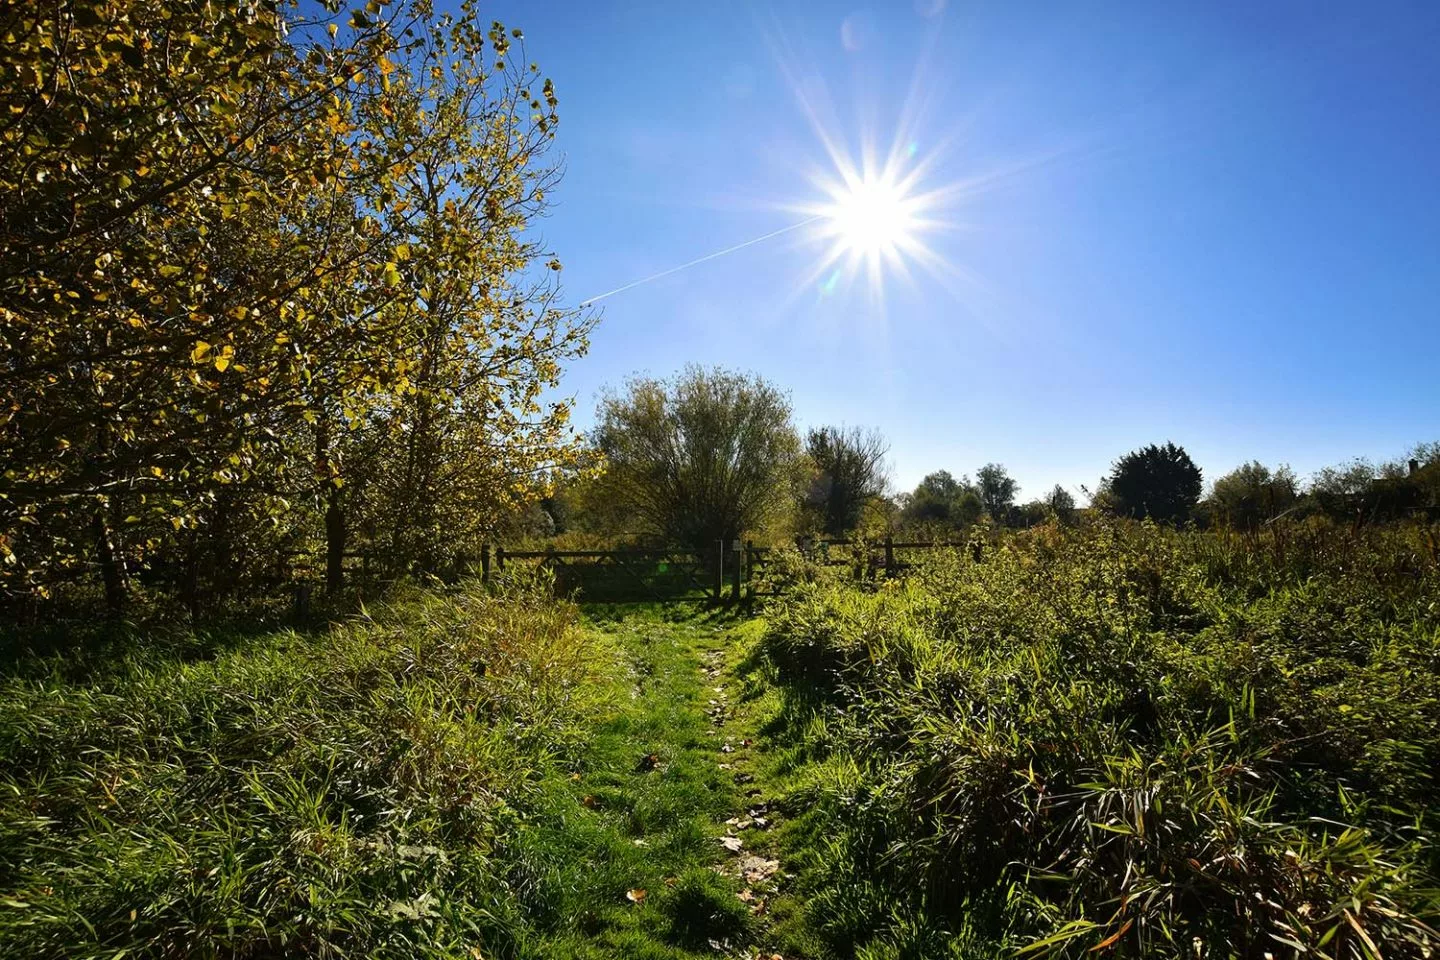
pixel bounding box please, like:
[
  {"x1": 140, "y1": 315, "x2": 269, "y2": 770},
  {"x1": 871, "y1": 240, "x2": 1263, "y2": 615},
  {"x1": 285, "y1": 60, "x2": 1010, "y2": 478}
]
[
  {"x1": 0, "y1": 581, "x2": 601, "y2": 959},
  {"x1": 762, "y1": 518, "x2": 1440, "y2": 959}
]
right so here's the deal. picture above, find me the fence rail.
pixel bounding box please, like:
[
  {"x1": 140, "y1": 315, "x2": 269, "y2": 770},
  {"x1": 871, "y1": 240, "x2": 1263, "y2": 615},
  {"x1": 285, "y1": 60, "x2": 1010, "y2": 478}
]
[
  {"x1": 281, "y1": 536, "x2": 976, "y2": 611},
  {"x1": 489, "y1": 536, "x2": 976, "y2": 603}
]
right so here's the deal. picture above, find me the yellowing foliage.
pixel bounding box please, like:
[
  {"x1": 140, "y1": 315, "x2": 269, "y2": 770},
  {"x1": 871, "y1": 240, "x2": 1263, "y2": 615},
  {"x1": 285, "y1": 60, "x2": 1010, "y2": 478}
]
[{"x1": 0, "y1": 0, "x2": 593, "y2": 608}]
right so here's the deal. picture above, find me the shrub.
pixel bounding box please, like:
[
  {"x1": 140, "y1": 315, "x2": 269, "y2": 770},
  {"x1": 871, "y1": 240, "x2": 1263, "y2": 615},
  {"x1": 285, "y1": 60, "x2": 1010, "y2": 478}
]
[{"x1": 762, "y1": 519, "x2": 1440, "y2": 958}]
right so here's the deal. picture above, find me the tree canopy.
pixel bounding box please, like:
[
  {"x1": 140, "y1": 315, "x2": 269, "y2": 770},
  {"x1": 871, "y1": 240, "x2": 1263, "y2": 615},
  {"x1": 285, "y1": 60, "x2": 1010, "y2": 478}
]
[
  {"x1": 801, "y1": 426, "x2": 888, "y2": 536},
  {"x1": 1105, "y1": 442, "x2": 1202, "y2": 524},
  {"x1": 593, "y1": 366, "x2": 800, "y2": 550},
  {"x1": 0, "y1": 0, "x2": 592, "y2": 611}
]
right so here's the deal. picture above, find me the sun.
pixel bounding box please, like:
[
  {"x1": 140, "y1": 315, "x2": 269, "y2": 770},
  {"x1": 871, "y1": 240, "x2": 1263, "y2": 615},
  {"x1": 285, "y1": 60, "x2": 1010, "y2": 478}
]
[
  {"x1": 824, "y1": 175, "x2": 920, "y2": 257},
  {"x1": 799, "y1": 157, "x2": 940, "y2": 302}
]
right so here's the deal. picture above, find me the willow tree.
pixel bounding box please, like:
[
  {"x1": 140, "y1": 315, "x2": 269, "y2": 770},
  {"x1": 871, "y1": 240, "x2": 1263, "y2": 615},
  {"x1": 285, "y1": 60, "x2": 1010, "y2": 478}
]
[
  {"x1": 0, "y1": 0, "x2": 592, "y2": 609},
  {"x1": 594, "y1": 367, "x2": 801, "y2": 551}
]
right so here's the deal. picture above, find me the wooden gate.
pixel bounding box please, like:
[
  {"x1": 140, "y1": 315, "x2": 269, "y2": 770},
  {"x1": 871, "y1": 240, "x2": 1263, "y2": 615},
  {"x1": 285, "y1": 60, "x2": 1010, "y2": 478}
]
[{"x1": 493, "y1": 542, "x2": 746, "y2": 603}]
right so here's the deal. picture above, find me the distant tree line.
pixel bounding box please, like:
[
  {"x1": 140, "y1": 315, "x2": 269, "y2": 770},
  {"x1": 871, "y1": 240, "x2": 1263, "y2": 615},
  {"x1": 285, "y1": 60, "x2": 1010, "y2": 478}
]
[{"x1": 536, "y1": 367, "x2": 1440, "y2": 551}]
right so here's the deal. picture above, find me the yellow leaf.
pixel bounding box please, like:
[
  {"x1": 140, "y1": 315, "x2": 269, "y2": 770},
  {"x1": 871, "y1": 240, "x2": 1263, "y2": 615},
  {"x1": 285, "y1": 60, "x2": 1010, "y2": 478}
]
[{"x1": 191, "y1": 341, "x2": 211, "y2": 363}]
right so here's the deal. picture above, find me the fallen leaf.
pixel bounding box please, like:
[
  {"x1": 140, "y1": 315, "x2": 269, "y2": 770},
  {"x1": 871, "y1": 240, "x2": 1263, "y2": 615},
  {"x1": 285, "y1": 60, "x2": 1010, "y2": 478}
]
[
  {"x1": 582, "y1": 795, "x2": 596, "y2": 808},
  {"x1": 626, "y1": 888, "x2": 647, "y2": 904},
  {"x1": 719, "y1": 836, "x2": 744, "y2": 853},
  {"x1": 739, "y1": 856, "x2": 780, "y2": 884}
]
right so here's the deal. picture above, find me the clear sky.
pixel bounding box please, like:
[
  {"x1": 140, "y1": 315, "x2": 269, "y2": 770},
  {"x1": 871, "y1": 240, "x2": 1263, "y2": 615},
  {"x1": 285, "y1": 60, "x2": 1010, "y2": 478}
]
[{"x1": 484, "y1": 0, "x2": 1440, "y2": 501}]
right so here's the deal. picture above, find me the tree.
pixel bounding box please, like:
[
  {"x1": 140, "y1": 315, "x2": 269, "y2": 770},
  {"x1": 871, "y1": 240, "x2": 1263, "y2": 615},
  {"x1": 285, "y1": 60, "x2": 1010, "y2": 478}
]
[
  {"x1": 0, "y1": 0, "x2": 591, "y2": 611},
  {"x1": 976, "y1": 463, "x2": 1018, "y2": 523},
  {"x1": 1208, "y1": 462, "x2": 1298, "y2": 529},
  {"x1": 593, "y1": 367, "x2": 801, "y2": 551},
  {"x1": 1046, "y1": 485, "x2": 1077, "y2": 522},
  {"x1": 901, "y1": 471, "x2": 982, "y2": 530},
  {"x1": 1105, "y1": 443, "x2": 1202, "y2": 524},
  {"x1": 801, "y1": 426, "x2": 888, "y2": 537}
]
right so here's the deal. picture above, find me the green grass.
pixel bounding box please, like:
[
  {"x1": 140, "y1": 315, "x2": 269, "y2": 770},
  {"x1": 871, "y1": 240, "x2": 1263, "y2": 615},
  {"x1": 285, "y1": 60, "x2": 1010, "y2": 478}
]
[{"x1": 0, "y1": 587, "x2": 783, "y2": 959}]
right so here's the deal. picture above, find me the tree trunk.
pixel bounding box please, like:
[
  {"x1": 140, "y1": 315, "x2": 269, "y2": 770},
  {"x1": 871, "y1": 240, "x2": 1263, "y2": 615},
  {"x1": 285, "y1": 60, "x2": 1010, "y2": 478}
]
[
  {"x1": 93, "y1": 503, "x2": 125, "y2": 616},
  {"x1": 325, "y1": 486, "x2": 346, "y2": 595}
]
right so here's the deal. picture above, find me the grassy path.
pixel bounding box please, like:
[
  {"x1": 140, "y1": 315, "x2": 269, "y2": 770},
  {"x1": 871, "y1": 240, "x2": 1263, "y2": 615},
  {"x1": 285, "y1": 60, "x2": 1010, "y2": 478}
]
[{"x1": 510, "y1": 605, "x2": 793, "y2": 959}]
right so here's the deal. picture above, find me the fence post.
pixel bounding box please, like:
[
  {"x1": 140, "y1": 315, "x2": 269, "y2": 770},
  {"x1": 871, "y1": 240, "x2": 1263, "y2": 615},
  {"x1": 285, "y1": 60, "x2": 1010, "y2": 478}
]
[
  {"x1": 730, "y1": 538, "x2": 742, "y2": 602},
  {"x1": 480, "y1": 543, "x2": 491, "y2": 583},
  {"x1": 292, "y1": 581, "x2": 312, "y2": 622},
  {"x1": 496, "y1": 546, "x2": 506, "y2": 572},
  {"x1": 744, "y1": 539, "x2": 755, "y2": 598},
  {"x1": 885, "y1": 534, "x2": 894, "y2": 577},
  {"x1": 713, "y1": 540, "x2": 724, "y2": 601}
]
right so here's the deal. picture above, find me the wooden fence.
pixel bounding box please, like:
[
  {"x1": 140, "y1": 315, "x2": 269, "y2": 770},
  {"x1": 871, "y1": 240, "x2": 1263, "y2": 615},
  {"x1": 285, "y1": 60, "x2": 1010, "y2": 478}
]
[
  {"x1": 281, "y1": 536, "x2": 978, "y2": 613},
  {"x1": 490, "y1": 536, "x2": 976, "y2": 603}
]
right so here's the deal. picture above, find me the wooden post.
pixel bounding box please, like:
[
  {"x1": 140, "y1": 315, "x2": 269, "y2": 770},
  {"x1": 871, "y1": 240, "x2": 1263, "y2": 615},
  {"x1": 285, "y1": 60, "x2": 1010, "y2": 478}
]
[
  {"x1": 730, "y1": 538, "x2": 742, "y2": 602},
  {"x1": 496, "y1": 546, "x2": 506, "y2": 572},
  {"x1": 885, "y1": 534, "x2": 894, "y2": 577},
  {"x1": 744, "y1": 539, "x2": 754, "y2": 598},
  {"x1": 713, "y1": 540, "x2": 724, "y2": 601},
  {"x1": 480, "y1": 543, "x2": 491, "y2": 583},
  {"x1": 292, "y1": 581, "x2": 312, "y2": 622}
]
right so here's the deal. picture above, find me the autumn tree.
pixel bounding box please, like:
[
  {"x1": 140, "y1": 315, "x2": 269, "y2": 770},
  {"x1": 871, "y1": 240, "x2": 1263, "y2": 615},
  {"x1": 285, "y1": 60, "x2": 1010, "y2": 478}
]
[
  {"x1": 594, "y1": 367, "x2": 801, "y2": 551},
  {"x1": 0, "y1": 0, "x2": 591, "y2": 610},
  {"x1": 801, "y1": 426, "x2": 888, "y2": 537}
]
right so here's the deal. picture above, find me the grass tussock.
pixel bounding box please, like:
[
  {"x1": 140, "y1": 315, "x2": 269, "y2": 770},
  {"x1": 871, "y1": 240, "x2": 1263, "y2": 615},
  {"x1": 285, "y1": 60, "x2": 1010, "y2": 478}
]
[
  {"x1": 761, "y1": 518, "x2": 1440, "y2": 959},
  {"x1": 0, "y1": 581, "x2": 601, "y2": 959}
]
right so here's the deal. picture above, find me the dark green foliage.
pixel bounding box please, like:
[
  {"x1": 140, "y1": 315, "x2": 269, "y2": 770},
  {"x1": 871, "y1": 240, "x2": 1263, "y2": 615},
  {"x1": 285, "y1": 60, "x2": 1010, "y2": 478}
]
[
  {"x1": 802, "y1": 426, "x2": 889, "y2": 536},
  {"x1": 902, "y1": 470, "x2": 983, "y2": 530},
  {"x1": 662, "y1": 868, "x2": 752, "y2": 949},
  {"x1": 976, "y1": 462, "x2": 1018, "y2": 522},
  {"x1": 1208, "y1": 461, "x2": 1299, "y2": 529},
  {"x1": 1107, "y1": 442, "x2": 1203, "y2": 524},
  {"x1": 1045, "y1": 484, "x2": 1077, "y2": 522},
  {"x1": 761, "y1": 519, "x2": 1440, "y2": 958}
]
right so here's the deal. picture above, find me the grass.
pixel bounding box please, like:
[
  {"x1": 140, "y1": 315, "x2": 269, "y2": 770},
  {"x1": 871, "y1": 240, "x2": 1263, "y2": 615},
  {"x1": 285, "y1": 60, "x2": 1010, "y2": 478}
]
[
  {"x1": 12, "y1": 517, "x2": 1434, "y2": 959},
  {"x1": 0, "y1": 586, "x2": 783, "y2": 959},
  {"x1": 755, "y1": 517, "x2": 1440, "y2": 959}
]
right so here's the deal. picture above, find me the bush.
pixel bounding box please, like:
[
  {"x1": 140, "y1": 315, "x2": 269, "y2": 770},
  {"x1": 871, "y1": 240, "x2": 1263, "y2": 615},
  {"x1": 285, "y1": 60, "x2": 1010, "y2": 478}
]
[{"x1": 762, "y1": 519, "x2": 1440, "y2": 958}]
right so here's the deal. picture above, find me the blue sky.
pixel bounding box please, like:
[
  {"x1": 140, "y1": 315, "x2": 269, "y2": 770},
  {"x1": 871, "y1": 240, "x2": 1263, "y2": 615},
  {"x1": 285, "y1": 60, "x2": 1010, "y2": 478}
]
[{"x1": 486, "y1": 0, "x2": 1439, "y2": 500}]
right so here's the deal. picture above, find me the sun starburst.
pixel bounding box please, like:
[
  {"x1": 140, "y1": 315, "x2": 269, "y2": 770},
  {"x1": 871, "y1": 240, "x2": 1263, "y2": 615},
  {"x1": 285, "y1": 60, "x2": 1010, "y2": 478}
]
[{"x1": 793, "y1": 137, "x2": 952, "y2": 305}]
